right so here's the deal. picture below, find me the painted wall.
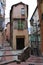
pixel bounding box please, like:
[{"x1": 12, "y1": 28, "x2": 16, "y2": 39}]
[
  {"x1": 13, "y1": 30, "x2": 29, "y2": 50},
  {"x1": 10, "y1": 3, "x2": 29, "y2": 50},
  {"x1": 12, "y1": 4, "x2": 27, "y2": 18},
  {"x1": 5, "y1": 23, "x2": 10, "y2": 42}
]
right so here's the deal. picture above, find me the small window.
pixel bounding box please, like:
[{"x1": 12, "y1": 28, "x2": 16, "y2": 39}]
[
  {"x1": 38, "y1": 23, "x2": 40, "y2": 27},
  {"x1": 0, "y1": 9, "x2": 1, "y2": 14},
  {"x1": 1, "y1": 8, "x2": 4, "y2": 16},
  {"x1": 0, "y1": 44, "x2": 2, "y2": 49},
  {"x1": 41, "y1": 13, "x2": 43, "y2": 20},
  {"x1": 21, "y1": 8, "x2": 25, "y2": 15},
  {"x1": 0, "y1": 2, "x2": 2, "y2": 8}
]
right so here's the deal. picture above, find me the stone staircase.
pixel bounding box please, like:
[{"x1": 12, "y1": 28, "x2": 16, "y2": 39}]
[
  {"x1": 18, "y1": 46, "x2": 31, "y2": 61},
  {"x1": 26, "y1": 55, "x2": 43, "y2": 63},
  {"x1": 0, "y1": 42, "x2": 43, "y2": 65},
  {"x1": 0, "y1": 41, "x2": 22, "y2": 64}
]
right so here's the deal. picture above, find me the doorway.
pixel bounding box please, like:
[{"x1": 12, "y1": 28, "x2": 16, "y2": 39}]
[{"x1": 16, "y1": 37, "x2": 25, "y2": 50}]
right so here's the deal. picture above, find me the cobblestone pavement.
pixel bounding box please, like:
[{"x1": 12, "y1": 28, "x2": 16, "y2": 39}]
[{"x1": 0, "y1": 41, "x2": 43, "y2": 65}]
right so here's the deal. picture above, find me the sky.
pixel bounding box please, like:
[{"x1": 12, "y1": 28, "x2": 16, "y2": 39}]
[{"x1": 5, "y1": 0, "x2": 37, "y2": 27}]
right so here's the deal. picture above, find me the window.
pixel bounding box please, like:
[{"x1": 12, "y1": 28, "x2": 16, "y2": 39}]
[
  {"x1": 38, "y1": 35, "x2": 41, "y2": 42},
  {"x1": 18, "y1": 20, "x2": 24, "y2": 30},
  {"x1": 21, "y1": 22, "x2": 24, "y2": 29},
  {"x1": 0, "y1": 1, "x2": 4, "y2": 16},
  {"x1": 18, "y1": 20, "x2": 21, "y2": 29},
  {"x1": 0, "y1": 2, "x2": 2, "y2": 8},
  {"x1": 1, "y1": 8, "x2": 4, "y2": 16},
  {"x1": 38, "y1": 23, "x2": 40, "y2": 27},
  {"x1": 0, "y1": 20, "x2": 3, "y2": 30},
  {"x1": 0, "y1": 9, "x2": 1, "y2": 14},
  {"x1": 13, "y1": 20, "x2": 27, "y2": 29},
  {"x1": 33, "y1": 26, "x2": 36, "y2": 32},
  {"x1": 41, "y1": 13, "x2": 43, "y2": 20},
  {"x1": 21, "y1": 8, "x2": 25, "y2": 15},
  {"x1": 0, "y1": 44, "x2": 2, "y2": 49},
  {"x1": 0, "y1": 8, "x2": 4, "y2": 16},
  {"x1": 0, "y1": 21, "x2": 2, "y2": 26}
]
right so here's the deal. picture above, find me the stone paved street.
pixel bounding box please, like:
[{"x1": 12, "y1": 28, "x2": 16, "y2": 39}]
[{"x1": 0, "y1": 41, "x2": 43, "y2": 65}]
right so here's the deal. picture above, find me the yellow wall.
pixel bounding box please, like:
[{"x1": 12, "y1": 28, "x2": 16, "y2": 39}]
[{"x1": 13, "y1": 29, "x2": 29, "y2": 50}]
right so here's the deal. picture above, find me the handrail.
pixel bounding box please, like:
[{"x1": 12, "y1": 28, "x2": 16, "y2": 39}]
[
  {"x1": 0, "y1": 50, "x2": 13, "y2": 51},
  {"x1": 0, "y1": 54, "x2": 21, "y2": 57},
  {"x1": 0, "y1": 59, "x2": 21, "y2": 65},
  {"x1": 18, "y1": 46, "x2": 31, "y2": 61}
]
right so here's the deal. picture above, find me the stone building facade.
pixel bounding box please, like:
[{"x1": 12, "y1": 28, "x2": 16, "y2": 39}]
[
  {"x1": 30, "y1": 6, "x2": 41, "y2": 56},
  {"x1": 10, "y1": 2, "x2": 29, "y2": 50},
  {"x1": 0, "y1": 0, "x2": 6, "y2": 45},
  {"x1": 6, "y1": 22, "x2": 10, "y2": 42}
]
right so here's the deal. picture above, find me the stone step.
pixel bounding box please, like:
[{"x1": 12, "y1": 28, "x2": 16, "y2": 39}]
[{"x1": 18, "y1": 46, "x2": 31, "y2": 61}]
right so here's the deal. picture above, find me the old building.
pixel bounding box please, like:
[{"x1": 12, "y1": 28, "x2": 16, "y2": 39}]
[
  {"x1": 10, "y1": 2, "x2": 29, "y2": 50},
  {"x1": 6, "y1": 22, "x2": 10, "y2": 42},
  {"x1": 0, "y1": 0, "x2": 6, "y2": 30},
  {"x1": 4, "y1": 18, "x2": 10, "y2": 42},
  {"x1": 30, "y1": 6, "x2": 41, "y2": 56},
  {"x1": 0, "y1": 0, "x2": 6, "y2": 45},
  {"x1": 37, "y1": 0, "x2": 43, "y2": 56}
]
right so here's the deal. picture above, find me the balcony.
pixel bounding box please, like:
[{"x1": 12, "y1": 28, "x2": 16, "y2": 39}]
[
  {"x1": 13, "y1": 20, "x2": 28, "y2": 30},
  {"x1": 18, "y1": 24, "x2": 24, "y2": 30}
]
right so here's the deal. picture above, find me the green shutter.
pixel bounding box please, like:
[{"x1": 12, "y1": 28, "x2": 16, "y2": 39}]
[
  {"x1": 18, "y1": 20, "x2": 24, "y2": 30},
  {"x1": 21, "y1": 22, "x2": 23, "y2": 29},
  {"x1": 21, "y1": 21, "x2": 24, "y2": 30},
  {"x1": 18, "y1": 20, "x2": 21, "y2": 29}
]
